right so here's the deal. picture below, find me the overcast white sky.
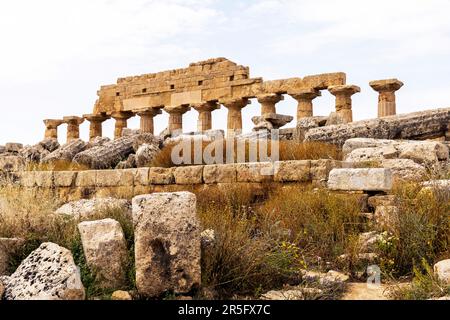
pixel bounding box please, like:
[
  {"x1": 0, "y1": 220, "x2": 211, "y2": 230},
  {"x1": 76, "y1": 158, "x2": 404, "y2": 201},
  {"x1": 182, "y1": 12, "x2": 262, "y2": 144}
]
[{"x1": 1, "y1": 0, "x2": 450, "y2": 145}]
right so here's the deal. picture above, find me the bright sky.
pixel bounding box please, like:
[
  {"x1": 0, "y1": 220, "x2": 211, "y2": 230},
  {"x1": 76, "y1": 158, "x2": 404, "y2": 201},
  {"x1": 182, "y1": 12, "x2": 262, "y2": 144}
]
[{"x1": 1, "y1": 0, "x2": 450, "y2": 145}]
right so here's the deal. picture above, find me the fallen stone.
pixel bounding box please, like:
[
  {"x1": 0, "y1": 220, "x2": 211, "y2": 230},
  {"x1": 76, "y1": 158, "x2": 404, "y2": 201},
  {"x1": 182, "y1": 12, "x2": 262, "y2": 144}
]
[
  {"x1": 200, "y1": 229, "x2": 216, "y2": 250},
  {"x1": 0, "y1": 155, "x2": 26, "y2": 172},
  {"x1": 5, "y1": 143, "x2": 23, "y2": 153},
  {"x1": 132, "y1": 133, "x2": 162, "y2": 153},
  {"x1": 358, "y1": 232, "x2": 387, "y2": 252},
  {"x1": 174, "y1": 166, "x2": 203, "y2": 184},
  {"x1": 381, "y1": 159, "x2": 427, "y2": 181},
  {"x1": 0, "y1": 238, "x2": 25, "y2": 276},
  {"x1": 368, "y1": 195, "x2": 397, "y2": 209},
  {"x1": 55, "y1": 197, "x2": 131, "y2": 221},
  {"x1": 133, "y1": 192, "x2": 200, "y2": 297},
  {"x1": 135, "y1": 143, "x2": 160, "y2": 167},
  {"x1": 2, "y1": 242, "x2": 85, "y2": 300},
  {"x1": 434, "y1": 259, "x2": 450, "y2": 285},
  {"x1": 328, "y1": 168, "x2": 393, "y2": 191},
  {"x1": 396, "y1": 141, "x2": 449, "y2": 164},
  {"x1": 78, "y1": 219, "x2": 128, "y2": 289},
  {"x1": 87, "y1": 136, "x2": 111, "y2": 148},
  {"x1": 343, "y1": 138, "x2": 397, "y2": 156},
  {"x1": 115, "y1": 154, "x2": 136, "y2": 169},
  {"x1": 422, "y1": 179, "x2": 450, "y2": 191},
  {"x1": 41, "y1": 139, "x2": 88, "y2": 164},
  {"x1": 111, "y1": 290, "x2": 132, "y2": 300},
  {"x1": 38, "y1": 138, "x2": 60, "y2": 153},
  {"x1": 261, "y1": 288, "x2": 323, "y2": 300}
]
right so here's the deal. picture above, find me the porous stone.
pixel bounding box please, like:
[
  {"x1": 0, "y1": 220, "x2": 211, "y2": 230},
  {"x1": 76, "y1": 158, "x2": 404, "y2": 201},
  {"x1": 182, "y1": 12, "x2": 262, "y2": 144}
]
[
  {"x1": 203, "y1": 164, "x2": 237, "y2": 184},
  {"x1": 342, "y1": 138, "x2": 396, "y2": 156},
  {"x1": 174, "y1": 166, "x2": 203, "y2": 184},
  {"x1": 328, "y1": 168, "x2": 393, "y2": 191},
  {"x1": 149, "y1": 167, "x2": 175, "y2": 185},
  {"x1": 135, "y1": 143, "x2": 160, "y2": 167},
  {"x1": 111, "y1": 290, "x2": 132, "y2": 300},
  {"x1": 42, "y1": 139, "x2": 88, "y2": 164},
  {"x1": 132, "y1": 133, "x2": 162, "y2": 152},
  {"x1": 434, "y1": 259, "x2": 450, "y2": 285},
  {"x1": 374, "y1": 206, "x2": 399, "y2": 230},
  {"x1": 368, "y1": 195, "x2": 397, "y2": 209},
  {"x1": 5, "y1": 143, "x2": 23, "y2": 153},
  {"x1": 0, "y1": 155, "x2": 26, "y2": 172},
  {"x1": 2, "y1": 242, "x2": 85, "y2": 300},
  {"x1": 274, "y1": 160, "x2": 311, "y2": 182},
  {"x1": 396, "y1": 141, "x2": 449, "y2": 164},
  {"x1": 53, "y1": 171, "x2": 77, "y2": 187},
  {"x1": 132, "y1": 192, "x2": 200, "y2": 297},
  {"x1": 39, "y1": 138, "x2": 60, "y2": 153},
  {"x1": 55, "y1": 197, "x2": 131, "y2": 220},
  {"x1": 78, "y1": 219, "x2": 128, "y2": 289},
  {"x1": 236, "y1": 162, "x2": 273, "y2": 182},
  {"x1": 381, "y1": 159, "x2": 427, "y2": 181}
]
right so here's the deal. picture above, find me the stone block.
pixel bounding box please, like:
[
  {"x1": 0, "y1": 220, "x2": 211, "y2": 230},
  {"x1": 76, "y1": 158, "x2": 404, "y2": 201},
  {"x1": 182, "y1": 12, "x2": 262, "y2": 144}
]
[
  {"x1": 54, "y1": 171, "x2": 77, "y2": 187},
  {"x1": 236, "y1": 162, "x2": 273, "y2": 183},
  {"x1": 328, "y1": 168, "x2": 393, "y2": 191},
  {"x1": 174, "y1": 166, "x2": 203, "y2": 184},
  {"x1": 75, "y1": 170, "x2": 96, "y2": 187},
  {"x1": 134, "y1": 168, "x2": 150, "y2": 186},
  {"x1": 149, "y1": 167, "x2": 175, "y2": 185},
  {"x1": 274, "y1": 160, "x2": 311, "y2": 182},
  {"x1": 203, "y1": 164, "x2": 237, "y2": 184},
  {"x1": 34, "y1": 171, "x2": 54, "y2": 188}
]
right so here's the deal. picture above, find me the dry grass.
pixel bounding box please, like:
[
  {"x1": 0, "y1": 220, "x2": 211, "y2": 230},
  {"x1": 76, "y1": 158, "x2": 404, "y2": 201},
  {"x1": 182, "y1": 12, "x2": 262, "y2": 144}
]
[
  {"x1": 26, "y1": 160, "x2": 89, "y2": 171},
  {"x1": 151, "y1": 140, "x2": 342, "y2": 168}
]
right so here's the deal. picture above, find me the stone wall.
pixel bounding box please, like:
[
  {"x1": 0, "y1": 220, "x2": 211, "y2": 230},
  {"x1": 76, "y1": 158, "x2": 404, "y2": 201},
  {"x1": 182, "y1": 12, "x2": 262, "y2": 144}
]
[{"x1": 7, "y1": 160, "x2": 348, "y2": 201}]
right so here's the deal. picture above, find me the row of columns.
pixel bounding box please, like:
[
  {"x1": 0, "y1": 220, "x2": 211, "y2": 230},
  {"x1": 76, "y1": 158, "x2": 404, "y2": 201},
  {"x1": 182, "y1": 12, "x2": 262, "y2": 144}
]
[{"x1": 44, "y1": 78, "x2": 403, "y2": 142}]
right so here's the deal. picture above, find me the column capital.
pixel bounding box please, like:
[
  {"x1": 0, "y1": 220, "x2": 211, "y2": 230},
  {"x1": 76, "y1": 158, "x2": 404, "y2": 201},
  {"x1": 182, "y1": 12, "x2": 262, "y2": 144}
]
[
  {"x1": 136, "y1": 108, "x2": 163, "y2": 117},
  {"x1": 256, "y1": 93, "x2": 284, "y2": 105},
  {"x1": 369, "y1": 79, "x2": 404, "y2": 93},
  {"x1": 63, "y1": 116, "x2": 85, "y2": 125},
  {"x1": 83, "y1": 113, "x2": 110, "y2": 122},
  {"x1": 164, "y1": 104, "x2": 191, "y2": 115},
  {"x1": 43, "y1": 119, "x2": 64, "y2": 128},
  {"x1": 220, "y1": 98, "x2": 251, "y2": 110},
  {"x1": 289, "y1": 89, "x2": 322, "y2": 100},
  {"x1": 328, "y1": 85, "x2": 361, "y2": 97},
  {"x1": 191, "y1": 101, "x2": 220, "y2": 112},
  {"x1": 111, "y1": 111, "x2": 135, "y2": 120}
]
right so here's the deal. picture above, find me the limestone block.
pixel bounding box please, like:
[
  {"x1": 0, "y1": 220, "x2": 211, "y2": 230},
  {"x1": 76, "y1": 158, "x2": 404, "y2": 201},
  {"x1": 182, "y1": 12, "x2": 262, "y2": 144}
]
[
  {"x1": 0, "y1": 238, "x2": 25, "y2": 276},
  {"x1": 397, "y1": 141, "x2": 449, "y2": 164},
  {"x1": 310, "y1": 160, "x2": 344, "y2": 182},
  {"x1": 342, "y1": 138, "x2": 396, "y2": 157},
  {"x1": 374, "y1": 206, "x2": 399, "y2": 230},
  {"x1": 368, "y1": 195, "x2": 397, "y2": 209},
  {"x1": 135, "y1": 144, "x2": 160, "y2": 167},
  {"x1": 203, "y1": 164, "x2": 237, "y2": 184},
  {"x1": 236, "y1": 162, "x2": 274, "y2": 183},
  {"x1": 78, "y1": 219, "x2": 128, "y2": 289},
  {"x1": 2, "y1": 242, "x2": 85, "y2": 300},
  {"x1": 381, "y1": 159, "x2": 427, "y2": 181},
  {"x1": 16, "y1": 171, "x2": 35, "y2": 187},
  {"x1": 328, "y1": 168, "x2": 393, "y2": 191},
  {"x1": 434, "y1": 259, "x2": 450, "y2": 285},
  {"x1": 5, "y1": 143, "x2": 23, "y2": 153},
  {"x1": 134, "y1": 167, "x2": 150, "y2": 186},
  {"x1": 132, "y1": 192, "x2": 200, "y2": 297},
  {"x1": 34, "y1": 171, "x2": 54, "y2": 188},
  {"x1": 55, "y1": 197, "x2": 131, "y2": 221},
  {"x1": 274, "y1": 160, "x2": 311, "y2": 182},
  {"x1": 0, "y1": 155, "x2": 26, "y2": 172},
  {"x1": 42, "y1": 139, "x2": 88, "y2": 164},
  {"x1": 174, "y1": 166, "x2": 204, "y2": 184},
  {"x1": 149, "y1": 167, "x2": 175, "y2": 185},
  {"x1": 95, "y1": 169, "x2": 134, "y2": 187},
  {"x1": 54, "y1": 171, "x2": 77, "y2": 187},
  {"x1": 75, "y1": 170, "x2": 96, "y2": 187}
]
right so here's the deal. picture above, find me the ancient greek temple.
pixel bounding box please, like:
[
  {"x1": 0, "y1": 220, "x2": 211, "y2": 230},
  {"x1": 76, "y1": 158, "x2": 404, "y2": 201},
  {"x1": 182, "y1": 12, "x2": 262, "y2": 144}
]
[{"x1": 43, "y1": 58, "x2": 403, "y2": 142}]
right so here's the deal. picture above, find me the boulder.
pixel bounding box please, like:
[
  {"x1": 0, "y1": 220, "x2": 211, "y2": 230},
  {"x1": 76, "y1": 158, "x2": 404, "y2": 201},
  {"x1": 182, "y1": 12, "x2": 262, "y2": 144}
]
[
  {"x1": 0, "y1": 238, "x2": 25, "y2": 276},
  {"x1": 135, "y1": 143, "x2": 160, "y2": 167},
  {"x1": 41, "y1": 139, "x2": 88, "y2": 164},
  {"x1": 55, "y1": 197, "x2": 131, "y2": 221},
  {"x1": 0, "y1": 155, "x2": 26, "y2": 172},
  {"x1": 111, "y1": 290, "x2": 132, "y2": 300},
  {"x1": 328, "y1": 168, "x2": 393, "y2": 191},
  {"x1": 434, "y1": 259, "x2": 450, "y2": 285},
  {"x1": 73, "y1": 136, "x2": 134, "y2": 170},
  {"x1": 78, "y1": 219, "x2": 128, "y2": 289},
  {"x1": 132, "y1": 192, "x2": 200, "y2": 297},
  {"x1": 2, "y1": 242, "x2": 85, "y2": 300}
]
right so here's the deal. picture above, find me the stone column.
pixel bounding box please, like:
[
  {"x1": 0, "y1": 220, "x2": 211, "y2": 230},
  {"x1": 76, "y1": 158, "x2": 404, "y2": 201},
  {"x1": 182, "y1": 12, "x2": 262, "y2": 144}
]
[
  {"x1": 290, "y1": 89, "x2": 322, "y2": 121},
  {"x1": 43, "y1": 119, "x2": 64, "y2": 140},
  {"x1": 111, "y1": 111, "x2": 135, "y2": 139},
  {"x1": 328, "y1": 85, "x2": 361, "y2": 123},
  {"x1": 257, "y1": 94, "x2": 284, "y2": 115},
  {"x1": 63, "y1": 116, "x2": 85, "y2": 142},
  {"x1": 221, "y1": 98, "x2": 251, "y2": 137},
  {"x1": 369, "y1": 79, "x2": 404, "y2": 118},
  {"x1": 192, "y1": 101, "x2": 220, "y2": 132},
  {"x1": 164, "y1": 104, "x2": 191, "y2": 133},
  {"x1": 137, "y1": 108, "x2": 162, "y2": 134},
  {"x1": 83, "y1": 114, "x2": 110, "y2": 141}
]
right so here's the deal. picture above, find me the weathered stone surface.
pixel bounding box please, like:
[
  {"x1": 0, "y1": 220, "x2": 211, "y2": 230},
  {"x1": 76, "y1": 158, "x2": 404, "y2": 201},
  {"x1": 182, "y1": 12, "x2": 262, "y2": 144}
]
[
  {"x1": 396, "y1": 141, "x2": 449, "y2": 164},
  {"x1": 136, "y1": 143, "x2": 160, "y2": 167},
  {"x1": 203, "y1": 164, "x2": 237, "y2": 184},
  {"x1": 381, "y1": 159, "x2": 427, "y2": 181},
  {"x1": 252, "y1": 113, "x2": 293, "y2": 131},
  {"x1": 328, "y1": 168, "x2": 393, "y2": 191},
  {"x1": 368, "y1": 195, "x2": 397, "y2": 209},
  {"x1": 75, "y1": 170, "x2": 96, "y2": 187},
  {"x1": 0, "y1": 238, "x2": 25, "y2": 276},
  {"x1": 174, "y1": 166, "x2": 203, "y2": 184},
  {"x1": 434, "y1": 259, "x2": 450, "y2": 285},
  {"x1": 0, "y1": 155, "x2": 25, "y2": 172},
  {"x1": 274, "y1": 160, "x2": 311, "y2": 182},
  {"x1": 261, "y1": 288, "x2": 323, "y2": 300},
  {"x1": 374, "y1": 206, "x2": 399, "y2": 230},
  {"x1": 149, "y1": 167, "x2": 175, "y2": 185},
  {"x1": 422, "y1": 179, "x2": 450, "y2": 191},
  {"x1": 310, "y1": 160, "x2": 345, "y2": 182},
  {"x1": 236, "y1": 162, "x2": 273, "y2": 182},
  {"x1": 305, "y1": 108, "x2": 450, "y2": 146},
  {"x1": 5, "y1": 143, "x2": 23, "y2": 153},
  {"x1": 132, "y1": 133, "x2": 162, "y2": 153},
  {"x1": 116, "y1": 154, "x2": 136, "y2": 169},
  {"x1": 302, "y1": 270, "x2": 350, "y2": 286},
  {"x1": 343, "y1": 138, "x2": 397, "y2": 156},
  {"x1": 134, "y1": 167, "x2": 150, "y2": 186},
  {"x1": 111, "y1": 290, "x2": 132, "y2": 300},
  {"x1": 55, "y1": 197, "x2": 131, "y2": 220},
  {"x1": 73, "y1": 135, "x2": 135, "y2": 170},
  {"x1": 2, "y1": 242, "x2": 85, "y2": 300},
  {"x1": 358, "y1": 231, "x2": 387, "y2": 252},
  {"x1": 39, "y1": 138, "x2": 60, "y2": 153},
  {"x1": 344, "y1": 147, "x2": 386, "y2": 162},
  {"x1": 133, "y1": 192, "x2": 200, "y2": 297},
  {"x1": 78, "y1": 219, "x2": 128, "y2": 289},
  {"x1": 87, "y1": 136, "x2": 111, "y2": 148},
  {"x1": 53, "y1": 171, "x2": 78, "y2": 187},
  {"x1": 42, "y1": 139, "x2": 88, "y2": 164},
  {"x1": 326, "y1": 112, "x2": 347, "y2": 126}
]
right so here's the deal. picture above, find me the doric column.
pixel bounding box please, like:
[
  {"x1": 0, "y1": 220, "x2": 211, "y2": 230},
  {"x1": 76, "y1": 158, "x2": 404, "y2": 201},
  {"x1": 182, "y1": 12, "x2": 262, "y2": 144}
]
[
  {"x1": 290, "y1": 89, "x2": 322, "y2": 121},
  {"x1": 111, "y1": 111, "x2": 135, "y2": 139},
  {"x1": 63, "y1": 116, "x2": 85, "y2": 142},
  {"x1": 220, "y1": 98, "x2": 251, "y2": 137},
  {"x1": 369, "y1": 79, "x2": 404, "y2": 118},
  {"x1": 43, "y1": 119, "x2": 64, "y2": 140},
  {"x1": 257, "y1": 94, "x2": 284, "y2": 115},
  {"x1": 328, "y1": 85, "x2": 361, "y2": 123},
  {"x1": 83, "y1": 114, "x2": 110, "y2": 141},
  {"x1": 164, "y1": 104, "x2": 191, "y2": 133},
  {"x1": 192, "y1": 101, "x2": 220, "y2": 132},
  {"x1": 137, "y1": 108, "x2": 162, "y2": 134}
]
